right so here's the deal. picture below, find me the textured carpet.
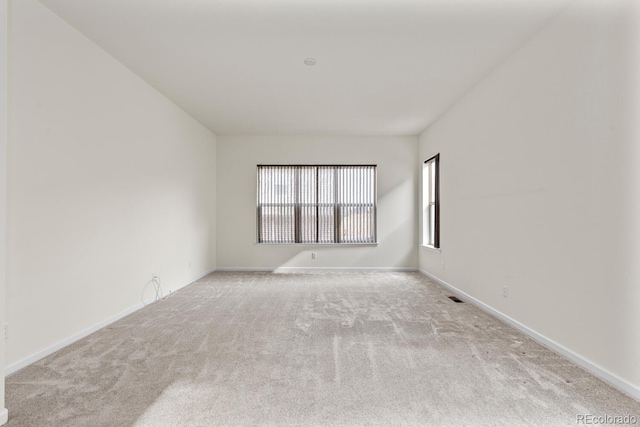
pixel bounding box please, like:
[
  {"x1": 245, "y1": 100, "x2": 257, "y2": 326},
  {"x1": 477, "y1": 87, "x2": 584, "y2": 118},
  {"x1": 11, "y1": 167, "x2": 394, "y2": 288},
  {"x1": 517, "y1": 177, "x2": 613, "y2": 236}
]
[{"x1": 5, "y1": 271, "x2": 640, "y2": 426}]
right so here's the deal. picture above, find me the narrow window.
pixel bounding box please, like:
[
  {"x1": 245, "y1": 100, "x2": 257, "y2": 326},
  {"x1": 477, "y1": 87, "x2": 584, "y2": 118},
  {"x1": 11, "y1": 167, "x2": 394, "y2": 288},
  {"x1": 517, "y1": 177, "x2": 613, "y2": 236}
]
[
  {"x1": 257, "y1": 165, "x2": 377, "y2": 244},
  {"x1": 423, "y1": 154, "x2": 440, "y2": 248}
]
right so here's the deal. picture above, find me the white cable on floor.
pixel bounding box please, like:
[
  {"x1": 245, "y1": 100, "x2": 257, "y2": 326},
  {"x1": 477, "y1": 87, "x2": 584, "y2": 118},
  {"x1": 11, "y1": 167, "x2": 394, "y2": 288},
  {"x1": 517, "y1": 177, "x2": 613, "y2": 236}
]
[
  {"x1": 152, "y1": 275, "x2": 163, "y2": 302},
  {"x1": 142, "y1": 275, "x2": 172, "y2": 306}
]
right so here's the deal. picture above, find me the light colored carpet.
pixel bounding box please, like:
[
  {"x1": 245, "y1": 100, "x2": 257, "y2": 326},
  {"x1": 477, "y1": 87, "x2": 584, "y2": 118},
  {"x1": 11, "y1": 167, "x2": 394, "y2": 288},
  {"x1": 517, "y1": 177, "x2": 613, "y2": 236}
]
[{"x1": 5, "y1": 271, "x2": 640, "y2": 426}]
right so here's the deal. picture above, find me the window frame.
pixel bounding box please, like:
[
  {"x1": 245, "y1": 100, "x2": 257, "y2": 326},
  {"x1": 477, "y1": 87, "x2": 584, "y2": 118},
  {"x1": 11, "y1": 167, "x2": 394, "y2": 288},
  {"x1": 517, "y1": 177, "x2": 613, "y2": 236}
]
[
  {"x1": 256, "y1": 164, "x2": 378, "y2": 245},
  {"x1": 423, "y1": 154, "x2": 440, "y2": 249}
]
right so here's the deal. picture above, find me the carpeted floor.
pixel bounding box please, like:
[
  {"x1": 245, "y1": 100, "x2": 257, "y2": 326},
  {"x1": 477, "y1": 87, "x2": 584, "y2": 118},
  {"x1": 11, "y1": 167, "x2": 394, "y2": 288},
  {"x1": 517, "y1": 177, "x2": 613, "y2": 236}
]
[{"x1": 5, "y1": 271, "x2": 640, "y2": 426}]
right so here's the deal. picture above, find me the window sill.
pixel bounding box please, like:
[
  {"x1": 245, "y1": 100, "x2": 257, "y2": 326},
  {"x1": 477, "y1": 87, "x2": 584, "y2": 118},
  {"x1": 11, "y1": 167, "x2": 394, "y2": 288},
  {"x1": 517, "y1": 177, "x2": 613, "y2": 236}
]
[
  {"x1": 421, "y1": 245, "x2": 441, "y2": 253},
  {"x1": 256, "y1": 243, "x2": 379, "y2": 247}
]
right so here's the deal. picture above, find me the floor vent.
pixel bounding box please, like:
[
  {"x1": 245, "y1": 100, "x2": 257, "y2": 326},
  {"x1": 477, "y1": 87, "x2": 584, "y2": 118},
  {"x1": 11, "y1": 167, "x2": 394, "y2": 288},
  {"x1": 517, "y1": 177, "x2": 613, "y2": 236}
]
[{"x1": 448, "y1": 296, "x2": 464, "y2": 303}]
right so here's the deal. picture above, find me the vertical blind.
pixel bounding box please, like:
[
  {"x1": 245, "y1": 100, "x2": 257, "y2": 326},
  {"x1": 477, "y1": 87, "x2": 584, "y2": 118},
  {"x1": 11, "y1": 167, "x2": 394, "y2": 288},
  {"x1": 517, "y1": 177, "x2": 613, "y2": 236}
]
[{"x1": 257, "y1": 165, "x2": 377, "y2": 244}]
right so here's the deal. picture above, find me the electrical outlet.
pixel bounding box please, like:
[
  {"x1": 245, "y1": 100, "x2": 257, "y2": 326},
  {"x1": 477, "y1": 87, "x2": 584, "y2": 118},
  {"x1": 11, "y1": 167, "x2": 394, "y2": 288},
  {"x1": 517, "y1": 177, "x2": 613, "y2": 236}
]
[
  {"x1": 502, "y1": 286, "x2": 509, "y2": 298},
  {"x1": 441, "y1": 262, "x2": 445, "y2": 270},
  {"x1": 311, "y1": 252, "x2": 317, "y2": 259},
  {"x1": 4, "y1": 324, "x2": 8, "y2": 340}
]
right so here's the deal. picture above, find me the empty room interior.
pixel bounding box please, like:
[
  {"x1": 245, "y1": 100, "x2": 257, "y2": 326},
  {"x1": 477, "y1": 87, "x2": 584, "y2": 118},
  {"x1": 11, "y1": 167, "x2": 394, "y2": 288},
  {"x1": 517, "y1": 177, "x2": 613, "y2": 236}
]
[{"x1": 1, "y1": 0, "x2": 640, "y2": 425}]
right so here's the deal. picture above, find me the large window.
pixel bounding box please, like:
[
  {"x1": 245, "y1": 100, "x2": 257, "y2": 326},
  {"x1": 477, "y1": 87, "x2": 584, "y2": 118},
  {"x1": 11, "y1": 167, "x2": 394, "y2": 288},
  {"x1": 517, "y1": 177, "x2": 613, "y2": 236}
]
[
  {"x1": 423, "y1": 154, "x2": 440, "y2": 248},
  {"x1": 257, "y1": 165, "x2": 377, "y2": 244}
]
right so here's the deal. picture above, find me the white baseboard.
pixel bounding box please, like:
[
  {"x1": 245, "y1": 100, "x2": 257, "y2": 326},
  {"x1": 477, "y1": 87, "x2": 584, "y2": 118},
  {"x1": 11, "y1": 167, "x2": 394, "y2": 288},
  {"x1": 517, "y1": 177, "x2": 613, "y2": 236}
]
[
  {"x1": 215, "y1": 267, "x2": 418, "y2": 272},
  {"x1": 419, "y1": 269, "x2": 640, "y2": 401},
  {"x1": 0, "y1": 408, "x2": 8, "y2": 425},
  {"x1": 5, "y1": 268, "x2": 217, "y2": 376},
  {"x1": 188, "y1": 267, "x2": 217, "y2": 280},
  {"x1": 201, "y1": 267, "x2": 217, "y2": 276},
  {"x1": 5, "y1": 301, "x2": 144, "y2": 376}
]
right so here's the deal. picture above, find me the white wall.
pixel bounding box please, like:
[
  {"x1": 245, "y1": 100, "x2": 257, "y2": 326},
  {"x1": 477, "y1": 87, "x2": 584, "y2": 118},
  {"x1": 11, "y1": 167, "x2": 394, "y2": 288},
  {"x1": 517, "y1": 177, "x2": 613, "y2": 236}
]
[
  {"x1": 217, "y1": 135, "x2": 417, "y2": 270},
  {"x1": 0, "y1": 0, "x2": 8, "y2": 423},
  {"x1": 419, "y1": 0, "x2": 640, "y2": 396},
  {"x1": 6, "y1": 0, "x2": 217, "y2": 371}
]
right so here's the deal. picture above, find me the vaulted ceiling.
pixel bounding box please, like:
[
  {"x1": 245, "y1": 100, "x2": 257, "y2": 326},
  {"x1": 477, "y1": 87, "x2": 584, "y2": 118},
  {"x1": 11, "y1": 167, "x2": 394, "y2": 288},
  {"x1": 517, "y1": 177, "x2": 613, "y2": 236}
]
[{"x1": 40, "y1": 0, "x2": 570, "y2": 135}]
